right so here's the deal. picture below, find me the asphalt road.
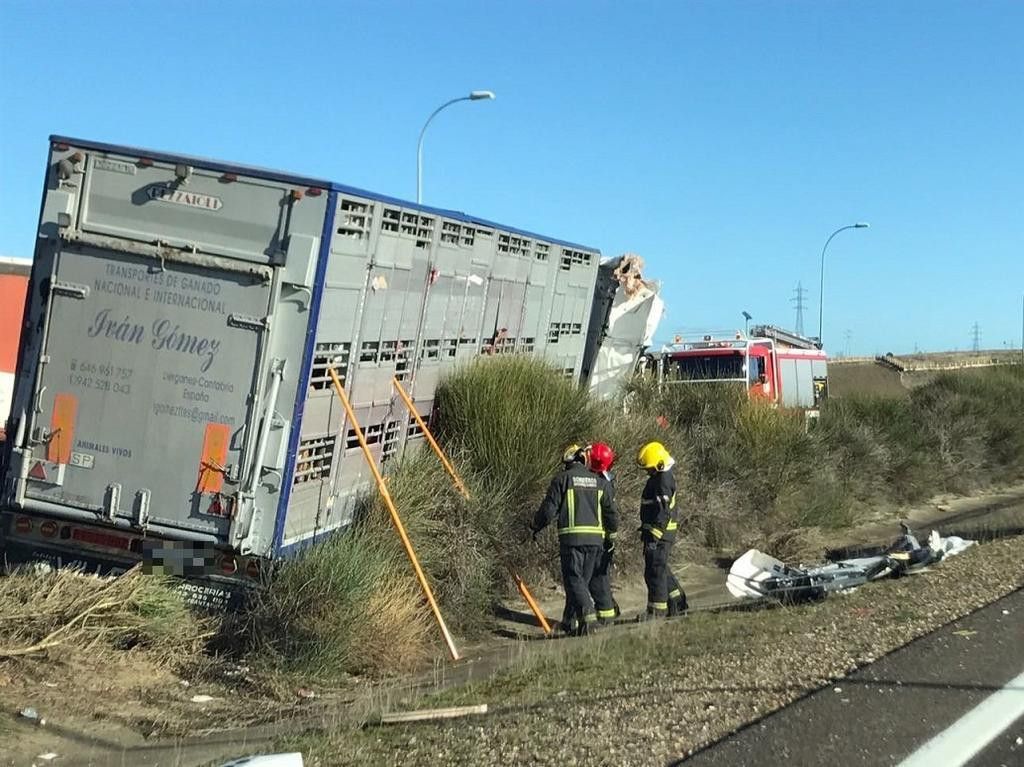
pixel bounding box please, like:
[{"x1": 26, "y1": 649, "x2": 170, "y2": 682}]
[{"x1": 677, "y1": 588, "x2": 1024, "y2": 767}]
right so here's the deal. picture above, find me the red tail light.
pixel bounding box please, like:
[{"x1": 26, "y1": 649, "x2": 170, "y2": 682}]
[
  {"x1": 14, "y1": 517, "x2": 32, "y2": 534},
  {"x1": 220, "y1": 556, "x2": 238, "y2": 575}
]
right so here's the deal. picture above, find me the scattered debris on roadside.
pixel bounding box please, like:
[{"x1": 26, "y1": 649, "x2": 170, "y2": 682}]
[
  {"x1": 727, "y1": 524, "x2": 977, "y2": 602},
  {"x1": 19, "y1": 706, "x2": 44, "y2": 725},
  {"x1": 366, "y1": 704, "x2": 489, "y2": 727}
]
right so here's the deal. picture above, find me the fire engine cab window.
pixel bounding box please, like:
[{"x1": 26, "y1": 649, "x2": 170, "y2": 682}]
[
  {"x1": 671, "y1": 353, "x2": 745, "y2": 381},
  {"x1": 749, "y1": 356, "x2": 765, "y2": 384}
]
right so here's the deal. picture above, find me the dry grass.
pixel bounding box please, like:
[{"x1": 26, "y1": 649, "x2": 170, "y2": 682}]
[
  {"x1": 238, "y1": 529, "x2": 431, "y2": 681},
  {"x1": 0, "y1": 565, "x2": 209, "y2": 663}
]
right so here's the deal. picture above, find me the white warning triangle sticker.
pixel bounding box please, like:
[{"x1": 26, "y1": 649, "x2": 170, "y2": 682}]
[{"x1": 28, "y1": 462, "x2": 47, "y2": 481}]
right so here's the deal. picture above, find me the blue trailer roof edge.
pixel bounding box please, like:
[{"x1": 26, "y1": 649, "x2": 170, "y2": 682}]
[
  {"x1": 327, "y1": 181, "x2": 600, "y2": 252},
  {"x1": 49, "y1": 135, "x2": 600, "y2": 254}
]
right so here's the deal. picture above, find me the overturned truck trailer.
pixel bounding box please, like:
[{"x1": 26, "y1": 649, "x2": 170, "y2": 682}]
[{"x1": 0, "y1": 136, "x2": 661, "y2": 607}]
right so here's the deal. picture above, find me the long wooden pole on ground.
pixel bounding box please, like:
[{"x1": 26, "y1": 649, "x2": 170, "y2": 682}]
[
  {"x1": 328, "y1": 367, "x2": 460, "y2": 661},
  {"x1": 391, "y1": 376, "x2": 553, "y2": 635}
]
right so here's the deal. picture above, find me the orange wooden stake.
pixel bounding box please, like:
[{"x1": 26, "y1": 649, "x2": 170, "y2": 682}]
[
  {"x1": 329, "y1": 367, "x2": 460, "y2": 661},
  {"x1": 391, "y1": 376, "x2": 469, "y2": 498}
]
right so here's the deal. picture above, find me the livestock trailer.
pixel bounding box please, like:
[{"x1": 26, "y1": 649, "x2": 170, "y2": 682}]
[{"x1": 0, "y1": 137, "x2": 659, "y2": 607}]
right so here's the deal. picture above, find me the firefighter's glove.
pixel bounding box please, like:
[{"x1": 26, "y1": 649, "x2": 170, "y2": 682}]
[
  {"x1": 643, "y1": 540, "x2": 659, "y2": 556},
  {"x1": 527, "y1": 524, "x2": 542, "y2": 543},
  {"x1": 603, "y1": 538, "x2": 615, "y2": 555}
]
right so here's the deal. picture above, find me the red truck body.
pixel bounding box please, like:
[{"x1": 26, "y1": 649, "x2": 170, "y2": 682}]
[{"x1": 0, "y1": 259, "x2": 31, "y2": 440}]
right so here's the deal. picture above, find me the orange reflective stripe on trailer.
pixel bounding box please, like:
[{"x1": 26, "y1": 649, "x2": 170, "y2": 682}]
[
  {"x1": 197, "y1": 423, "x2": 232, "y2": 493},
  {"x1": 47, "y1": 393, "x2": 78, "y2": 465}
]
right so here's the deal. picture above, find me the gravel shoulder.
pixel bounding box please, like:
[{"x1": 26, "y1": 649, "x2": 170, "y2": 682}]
[{"x1": 290, "y1": 534, "x2": 1024, "y2": 766}]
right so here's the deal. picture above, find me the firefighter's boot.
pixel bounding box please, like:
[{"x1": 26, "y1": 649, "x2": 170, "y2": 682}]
[{"x1": 667, "y1": 586, "x2": 689, "y2": 617}]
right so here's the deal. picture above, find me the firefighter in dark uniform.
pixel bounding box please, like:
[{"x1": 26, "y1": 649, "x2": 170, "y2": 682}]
[
  {"x1": 637, "y1": 441, "x2": 688, "y2": 618},
  {"x1": 587, "y1": 441, "x2": 620, "y2": 624},
  {"x1": 531, "y1": 444, "x2": 619, "y2": 635}
]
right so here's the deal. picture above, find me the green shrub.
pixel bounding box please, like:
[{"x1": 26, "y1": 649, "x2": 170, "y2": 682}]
[
  {"x1": 435, "y1": 355, "x2": 604, "y2": 501},
  {"x1": 242, "y1": 529, "x2": 429, "y2": 679}
]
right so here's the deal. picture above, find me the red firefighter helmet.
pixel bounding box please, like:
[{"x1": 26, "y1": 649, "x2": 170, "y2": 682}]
[{"x1": 589, "y1": 442, "x2": 616, "y2": 473}]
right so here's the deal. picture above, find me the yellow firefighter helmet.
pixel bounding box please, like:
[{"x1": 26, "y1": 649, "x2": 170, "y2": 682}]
[
  {"x1": 636, "y1": 441, "x2": 671, "y2": 471},
  {"x1": 562, "y1": 443, "x2": 587, "y2": 465}
]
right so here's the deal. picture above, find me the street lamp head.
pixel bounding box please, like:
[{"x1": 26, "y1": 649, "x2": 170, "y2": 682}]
[
  {"x1": 417, "y1": 91, "x2": 496, "y2": 204},
  {"x1": 854, "y1": 222, "x2": 870, "y2": 228},
  {"x1": 742, "y1": 311, "x2": 752, "y2": 321}
]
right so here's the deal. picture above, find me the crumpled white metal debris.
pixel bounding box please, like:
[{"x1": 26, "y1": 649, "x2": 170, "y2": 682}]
[
  {"x1": 727, "y1": 527, "x2": 977, "y2": 601},
  {"x1": 588, "y1": 254, "x2": 665, "y2": 401},
  {"x1": 927, "y1": 529, "x2": 976, "y2": 557}
]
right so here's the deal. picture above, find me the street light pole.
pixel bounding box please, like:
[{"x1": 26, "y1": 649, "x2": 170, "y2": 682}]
[
  {"x1": 817, "y1": 222, "x2": 870, "y2": 345},
  {"x1": 416, "y1": 90, "x2": 495, "y2": 205},
  {"x1": 742, "y1": 311, "x2": 752, "y2": 335}
]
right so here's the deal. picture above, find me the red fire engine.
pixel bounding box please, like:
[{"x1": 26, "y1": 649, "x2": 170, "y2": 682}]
[{"x1": 640, "y1": 325, "x2": 828, "y2": 409}]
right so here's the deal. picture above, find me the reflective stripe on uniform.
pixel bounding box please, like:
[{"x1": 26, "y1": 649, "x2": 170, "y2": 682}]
[
  {"x1": 557, "y1": 483, "x2": 605, "y2": 537},
  {"x1": 668, "y1": 589, "x2": 682, "y2": 599},
  {"x1": 642, "y1": 523, "x2": 664, "y2": 539},
  {"x1": 648, "y1": 602, "x2": 668, "y2": 611},
  {"x1": 642, "y1": 494, "x2": 677, "y2": 509},
  {"x1": 666, "y1": 520, "x2": 678, "y2": 531},
  {"x1": 597, "y1": 608, "x2": 617, "y2": 619},
  {"x1": 583, "y1": 612, "x2": 597, "y2": 623}
]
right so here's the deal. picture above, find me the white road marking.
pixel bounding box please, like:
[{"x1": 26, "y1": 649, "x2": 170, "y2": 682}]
[{"x1": 896, "y1": 668, "x2": 1024, "y2": 767}]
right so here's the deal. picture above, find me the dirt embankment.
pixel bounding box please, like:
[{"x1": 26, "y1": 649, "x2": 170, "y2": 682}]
[
  {"x1": 829, "y1": 357, "x2": 1023, "y2": 399},
  {"x1": 828, "y1": 361, "x2": 908, "y2": 398}
]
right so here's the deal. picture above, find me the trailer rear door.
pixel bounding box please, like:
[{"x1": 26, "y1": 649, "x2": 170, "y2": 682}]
[{"x1": 21, "y1": 243, "x2": 272, "y2": 541}]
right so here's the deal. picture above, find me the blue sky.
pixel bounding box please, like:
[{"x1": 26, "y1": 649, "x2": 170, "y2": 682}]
[{"x1": 1, "y1": 1, "x2": 1022, "y2": 355}]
